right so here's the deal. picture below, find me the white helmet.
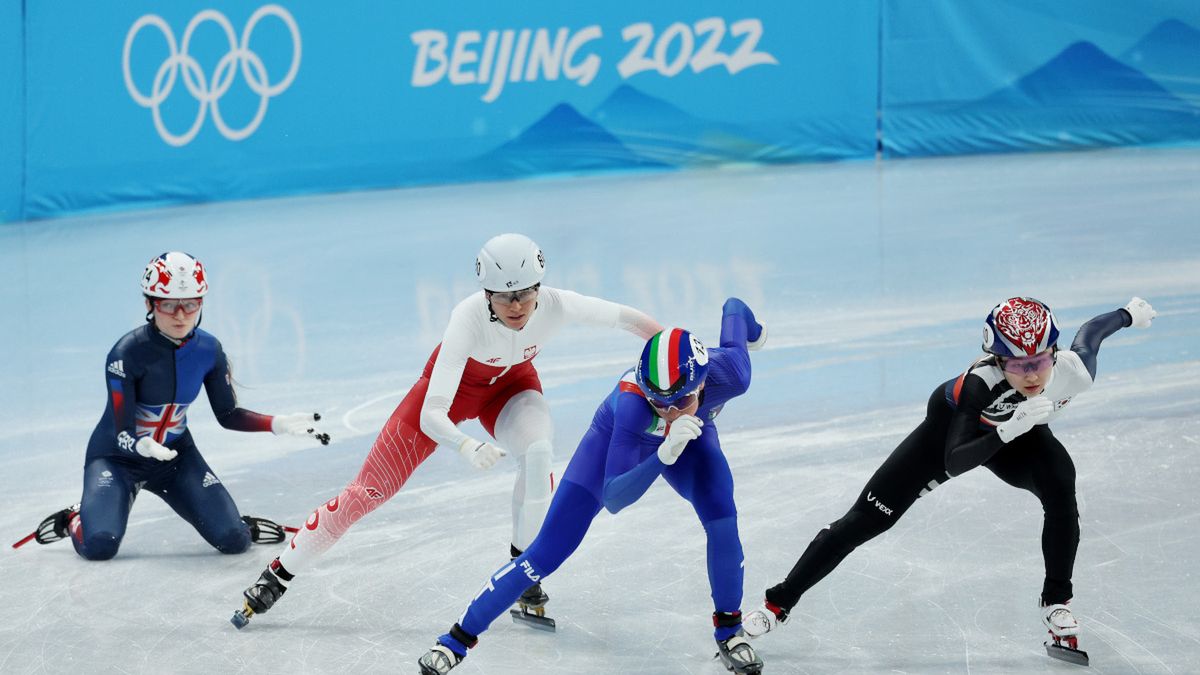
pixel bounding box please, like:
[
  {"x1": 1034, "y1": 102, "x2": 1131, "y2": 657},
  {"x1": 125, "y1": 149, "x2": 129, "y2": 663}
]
[
  {"x1": 475, "y1": 234, "x2": 545, "y2": 292},
  {"x1": 141, "y1": 251, "x2": 209, "y2": 298}
]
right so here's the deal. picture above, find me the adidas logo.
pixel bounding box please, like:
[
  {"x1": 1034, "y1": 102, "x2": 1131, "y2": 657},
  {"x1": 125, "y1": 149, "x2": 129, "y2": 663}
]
[
  {"x1": 107, "y1": 360, "x2": 126, "y2": 378},
  {"x1": 202, "y1": 471, "x2": 220, "y2": 488}
]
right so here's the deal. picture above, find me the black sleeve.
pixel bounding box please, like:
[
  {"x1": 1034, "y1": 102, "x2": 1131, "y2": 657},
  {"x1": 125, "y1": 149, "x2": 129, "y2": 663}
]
[
  {"x1": 1070, "y1": 308, "x2": 1131, "y2": 380},
  {"x1": 943, "y1": 375, "x2": 1004, "y2": 477}
]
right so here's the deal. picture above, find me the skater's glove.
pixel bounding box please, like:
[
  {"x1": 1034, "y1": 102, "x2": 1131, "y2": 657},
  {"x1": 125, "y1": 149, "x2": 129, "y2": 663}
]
[
  {"x1": 996, "y1": 396, "x2": 1053, "y2": 443},
  {"x1": 658, "y1": 415, "x2": 703, "y2": 466},
  {"x1": 1123, "y1": 297, "x2": 1156, "y2": 329},
  {"x1": 458, "y1": 438, "x2": 507, "y2": 470},
  {"x1": 135, "y1": 436, "x2": 178, "y2": 461},
  {"x1": 271, "y1": 413, "x2": 331, "y2": 445}
]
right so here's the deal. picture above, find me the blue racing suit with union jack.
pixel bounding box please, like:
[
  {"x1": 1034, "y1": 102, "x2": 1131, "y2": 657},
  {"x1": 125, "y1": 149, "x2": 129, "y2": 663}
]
[{"x1": 74, "y1": 323, "x2": 273, "y2": 560}]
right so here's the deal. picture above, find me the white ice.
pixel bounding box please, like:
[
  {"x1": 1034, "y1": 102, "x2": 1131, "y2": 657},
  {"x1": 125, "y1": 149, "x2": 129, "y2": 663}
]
[{"x1": 1, "y1": 147, "x2": 1198, "y2": 674}]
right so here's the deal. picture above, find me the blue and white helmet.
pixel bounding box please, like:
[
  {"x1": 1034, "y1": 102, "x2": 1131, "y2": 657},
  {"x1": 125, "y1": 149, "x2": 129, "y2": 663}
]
[
  {"x1": 636, "y1": 328, "x2": 710, "y2": 407},
  {"x1": 983, "y1": 296, "x2": 1059, "y2": 357}
]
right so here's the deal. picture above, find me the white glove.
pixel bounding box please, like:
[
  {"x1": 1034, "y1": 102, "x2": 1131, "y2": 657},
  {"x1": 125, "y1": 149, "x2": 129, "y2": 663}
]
[
  {"x1": 271, "y1": 412, "x2": 331, "y2": 445},
  {"x1": 996, "y1": 396, "x2": 1054, "y2": 443},
  {"x1": 657, "y1": 415, "x2": 703, "y2": 465},
  {"x1": 1123, "y1": 296, "x2": 1156, "y2": 329},
  {"x1": 458, "y1": 438, "x2": 507, "y2": 470},
  {"x1": 135, "y1": 436, "x2": 178, "y2": 462}
]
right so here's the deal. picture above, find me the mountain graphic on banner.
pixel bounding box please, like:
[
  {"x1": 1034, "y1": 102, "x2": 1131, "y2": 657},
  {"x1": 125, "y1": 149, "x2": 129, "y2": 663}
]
[
  {"x1": 978, "y1": 40, "x2": 1194, "y2": 112},
  {"x1": 481, "y1": 102, "x2": 667, "y2": 175},
  {"x1": 1119, "y1": 19, "x2": 1200, "y2": 106},
  {"x1": 590, "y1": 85, "x2": 769, "y2": 164}
]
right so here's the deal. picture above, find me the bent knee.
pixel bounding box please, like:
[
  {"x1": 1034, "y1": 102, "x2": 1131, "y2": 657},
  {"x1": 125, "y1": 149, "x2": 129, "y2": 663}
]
[
  {"x1": 831, "y1": 505, "x2": 896, "y2": 547},
  {"x1": 80, "y1": 532, "x2": 122, "y2": 561},
  {"x1": 213, "y1": 527, "x2": 252, "y2": 554}
]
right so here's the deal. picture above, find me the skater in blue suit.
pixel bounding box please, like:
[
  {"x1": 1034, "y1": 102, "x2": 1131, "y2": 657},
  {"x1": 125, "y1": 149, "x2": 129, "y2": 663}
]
[
  {"x1": 25, "y1": 252, "x2": 330, "y2": 560},
  {"x1": 419, "y1": 298, "x2": 768, "y2": 675}
]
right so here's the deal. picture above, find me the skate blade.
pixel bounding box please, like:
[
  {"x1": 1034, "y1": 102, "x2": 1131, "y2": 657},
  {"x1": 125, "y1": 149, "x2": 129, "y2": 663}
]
[
  {"x1": 712, "y1": 652, "x2": 763, "y2": 674},
  {"x1": 1045, "y1": 641, "x2": 1089, "y2": 666},
  {"x1": 510, "y1": 608, "x2": 556, "y2": 632},
  {"x1": 230, "y1": 602, "x2": 255, "y2": 630}
]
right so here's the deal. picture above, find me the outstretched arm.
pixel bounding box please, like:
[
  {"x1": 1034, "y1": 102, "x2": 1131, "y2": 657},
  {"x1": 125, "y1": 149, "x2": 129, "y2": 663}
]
[
  {"x1": 204, "y1": 345, "x2": 274, "y2": 432},
  {"x1": 558, "y1": 289, "x2": 662, "y2": 339},
  {"x1": 1071, "y1": 297, "x2": 1155, "y2": 379}
]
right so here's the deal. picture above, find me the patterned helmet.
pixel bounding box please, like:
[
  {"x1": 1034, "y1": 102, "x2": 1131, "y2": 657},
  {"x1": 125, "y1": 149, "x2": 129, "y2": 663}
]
[
  {"x1": 141, "y1": 251, "x2": 209, "y2": 299},
  {"x1": 983, "y1": 296, "x2": 1059, "y2": 357},
  {"x1": 475, "y1": 233, "x2": 545, "y2": 292},
  {"x1": 636, "y1": 328, "x2": 710, "y2": 407}
]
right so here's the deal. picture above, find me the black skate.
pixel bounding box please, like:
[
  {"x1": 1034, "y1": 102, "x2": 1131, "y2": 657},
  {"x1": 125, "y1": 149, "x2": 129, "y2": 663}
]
[
  {"x1": 417, "y1": 644, "x2": 463, "y2": 675},
  {"x1": 510, "y1": 582, "x2": 556, "y2": 632},
  {"x1": 230, "y1": 559, "x2": 292, "y2": 629},
  {"x1": 241, "y1": 515, "x2": 288, "y2": 544},
  {"x1": 715, "y1": 629, "x2": 764, "y2": 674},
  {"x1": 35, "y1": 504, "x2": 80, "y2": 544}
]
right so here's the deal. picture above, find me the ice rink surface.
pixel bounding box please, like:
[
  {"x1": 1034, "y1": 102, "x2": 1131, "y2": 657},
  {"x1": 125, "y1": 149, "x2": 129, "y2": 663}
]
[{"x1": 1, "y1": 147, "x2": 1198, "y2": 674}]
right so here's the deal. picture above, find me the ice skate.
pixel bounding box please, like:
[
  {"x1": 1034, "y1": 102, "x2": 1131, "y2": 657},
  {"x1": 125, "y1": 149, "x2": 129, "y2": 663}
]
[
  {"x1": 34, "y1": 504, "x2": 80, "y2": 544},
  {"x1": 742, "y1": 600, "x2": 788, "y2": 638},
  {"x1": 1042, "y1": 601, "x2": 1088, "y2": 666},
  {"x1": 510, "y1": 582, "x2": 556, "y2": 631},
  {"x1": 715, "y1": 629, "x2": 764, "y2": 674},
  {"x1": 240, "y1": 515, "x2": 290, "y2": 544},
  {"x1": 230, "y1": 559, "x2": 291, "y2": 629},
  {"x1": 418, "y1": 644, "x2": 463, "y2": 674}
]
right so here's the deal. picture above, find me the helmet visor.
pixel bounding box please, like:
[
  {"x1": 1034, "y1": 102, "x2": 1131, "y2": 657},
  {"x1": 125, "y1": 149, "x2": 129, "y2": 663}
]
[
  {"x1": 648, "y1": 388, "x2": 701, "y2": 415},
  {"x1": 487, "y1": 284, "x2": 540, "y2": 305},
  {"x1": 1000, "y1": 349, "x2": 1055, "y2": 375},
  {"x1": 153, "y1": 297, "x2": 204, "y2": 315}
]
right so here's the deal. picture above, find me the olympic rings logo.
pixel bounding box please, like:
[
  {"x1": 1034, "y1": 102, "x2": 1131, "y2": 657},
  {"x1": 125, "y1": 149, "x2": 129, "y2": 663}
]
[{"x1": 122, "y1": 5, "x2": 301, "y2": 147}]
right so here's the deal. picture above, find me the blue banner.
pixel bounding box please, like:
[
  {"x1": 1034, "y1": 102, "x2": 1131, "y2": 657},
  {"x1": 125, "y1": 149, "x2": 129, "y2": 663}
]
[
  {"x1": 881, "y1": 0, "x2": 1200, "y2": 156},
  {"x1": 0, "y1": 3, "x2": 21, "y2": 222},
  {"x1": 19, "y1": 1, "x2": 878, "y2": 220},
  {"x1": 9, "y1": 1, "x2": 1200, "y2": 222}
]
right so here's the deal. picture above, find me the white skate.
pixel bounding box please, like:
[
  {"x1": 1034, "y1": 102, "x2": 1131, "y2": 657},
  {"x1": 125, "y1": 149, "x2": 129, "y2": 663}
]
[
  {"x1": 1041, "y1": 601, "x2": 1088, "y2": 666},
  {"x1": 741, "y1": 601, "x2": 787, "y2": 638}
]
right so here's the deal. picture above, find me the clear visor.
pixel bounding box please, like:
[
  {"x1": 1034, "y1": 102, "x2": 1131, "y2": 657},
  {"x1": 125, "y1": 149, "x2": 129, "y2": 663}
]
[
  {"x1": 153, "y1": 297, "x2": 203, "y2": 315},
  {"x1": 488, "y1": 284, "x2": 540, "y2": 305}
]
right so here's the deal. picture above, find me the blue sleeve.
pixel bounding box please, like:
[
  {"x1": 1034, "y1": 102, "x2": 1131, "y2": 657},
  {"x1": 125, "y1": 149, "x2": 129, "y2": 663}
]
[
  {"x1": 105, "y1": 343, "x2": 140, "y2": 455},
  {"x1": 1069, "y1": 308, "x2": 1131, "y2": 380},
  {"x1": 717, "y1": 299, "x2": 752, "y2": 393},
  {"x1": 601, "y1": 393, "x2": 665, "y2": 514},
  {"x1": 204, "y1": 343, "x2": 273, "y2": 432}
]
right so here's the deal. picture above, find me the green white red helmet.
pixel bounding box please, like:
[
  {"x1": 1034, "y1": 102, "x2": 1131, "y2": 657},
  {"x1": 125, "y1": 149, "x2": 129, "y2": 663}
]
[{"x1": 636, "y1": 328, "x2": 710, "y2": 407}]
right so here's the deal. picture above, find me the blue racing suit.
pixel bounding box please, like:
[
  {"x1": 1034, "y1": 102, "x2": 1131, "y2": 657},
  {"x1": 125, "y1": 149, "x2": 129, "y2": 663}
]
[
  {"x1": 437, "y1": 299, "x2": 760, "y2": 656},
  {"x1": 73, "y1": 322, "x2": 273, "y2": 560}
]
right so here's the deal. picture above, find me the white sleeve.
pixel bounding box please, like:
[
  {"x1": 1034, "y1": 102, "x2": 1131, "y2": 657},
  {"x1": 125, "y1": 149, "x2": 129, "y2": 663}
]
[
  {"x1": 1055, "y1": 350, "x2": 1094, "y2": 394},
  {"x1": 556, "y1": 289, "x2": 662, "y2": 339},
  {"x1": 419, "y1": 306, "x2": 477, "y2": 452}
]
